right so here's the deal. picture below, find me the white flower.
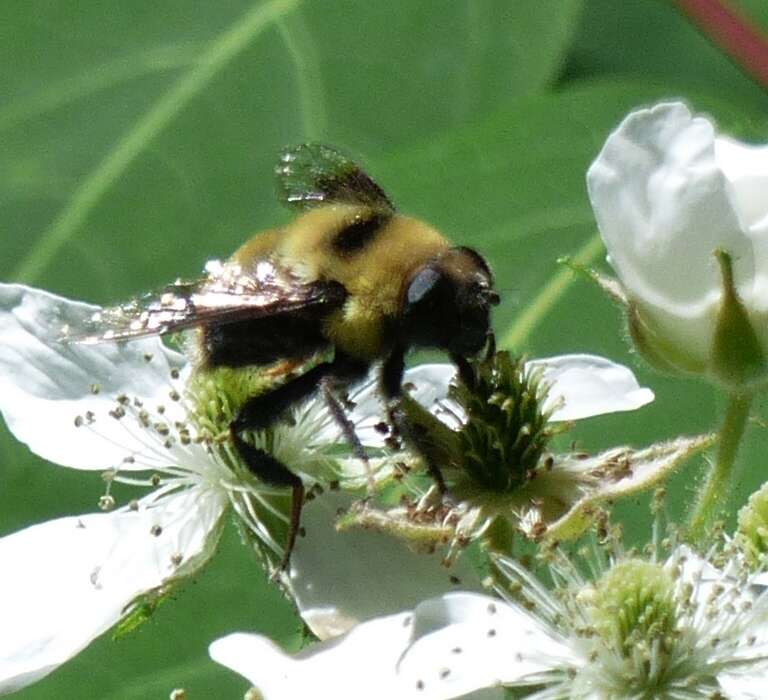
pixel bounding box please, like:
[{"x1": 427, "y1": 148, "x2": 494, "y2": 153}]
[
  {"x1": 209, "y1": 545, "x2": 768, "y2": 700},
  {"x1": 421, "y1": 353, "x2": 655, "y2": 424},
  {"x1": 587, "y1": 101, "x2": 768, "y2": 388},
  {"x1": 0, "y1": 284, "x2": 480, "y2": 692},
  {"x1": 342, "y1": 355, "x2": 708, "y2": 545}
]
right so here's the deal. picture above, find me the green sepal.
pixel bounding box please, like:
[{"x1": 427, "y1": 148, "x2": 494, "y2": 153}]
[
  {"x1": 711, "y1": 249, "x2": 767, "y2": 389},
  {"x1": 113, "y1": 584, "x2": 174, "y2": 639},
  {"x1": 558, "y1": 255, "x2": 628, "y2": 306},
  {"x1": 335, "y1": 503, "x2": 455, "y2": 551},
  {"x1": 627, "y1": 302, "x2": 706, "y2": 375}
]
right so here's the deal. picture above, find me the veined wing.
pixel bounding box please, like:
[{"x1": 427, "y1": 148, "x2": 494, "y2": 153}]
[
  {"x1": 275, "y1": 143, "x2": 395, "y2": 214},
  {"x1": 62, "y1": 258, "x2": 346, "y2": 345}
]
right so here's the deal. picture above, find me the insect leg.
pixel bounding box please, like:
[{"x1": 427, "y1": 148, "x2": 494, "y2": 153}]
[
  {"x1": 450, "y1": 331, "x2": 493, "y2": 390},
  {"x1": 230, "y1": 361, "x2": 339, "y2": 570},
  {"x1": 229, "y1": 433, "x2": 304, "y2": 571},
  {"x1": 232, "y1": 361, "x2": 338, "y2": 433},
  {"x1": 450, "y1": 352, "x2": 476, "y2": 391},
  {"x1": 381, "y1": 346, "x2": 448, "y2": 493},
  {"x1": 315, "y1": 352, "x2": 373, "y2": 489},
  {"x1": 320, "y1": 379, "x2": 374, "y2": 493},
  {"x1": 230, "y1": 355, "x2": 368, "y2": 569}
]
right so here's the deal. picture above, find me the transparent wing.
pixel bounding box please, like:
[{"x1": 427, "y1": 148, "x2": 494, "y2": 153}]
[
  {"x1": 275, "y1": 143, "x2": 395, "y2": 213},
  {"x1": 62, "y1": 258, "x2": 346, "y2": 345}
]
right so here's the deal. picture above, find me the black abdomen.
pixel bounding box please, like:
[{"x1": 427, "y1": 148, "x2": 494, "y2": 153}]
[{"x1": 202, "y1": 313, "x2": 330, "y2": 368}]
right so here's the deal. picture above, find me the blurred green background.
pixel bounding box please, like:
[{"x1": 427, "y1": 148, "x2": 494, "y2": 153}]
[{"x1": 2, "y1": 1, "x2": 768, "y2": 697}]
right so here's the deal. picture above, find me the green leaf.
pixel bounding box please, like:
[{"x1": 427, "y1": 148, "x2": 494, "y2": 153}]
[
  {"x1": 564, "y1": 0, "x2": 768, "y2": 115},
  {"x1": 0, "y1": 0, "x2": 581, "y2": 293},
  {"x1": 376, "y1": 80, "x2": 768, "y2": 354}
]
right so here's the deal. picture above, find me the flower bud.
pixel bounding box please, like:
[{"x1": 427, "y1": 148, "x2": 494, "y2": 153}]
[
  {"x1": 587, "y1": 102, "x2": 768, "y2": 391},
  {"x1": 736, "y1": 480, "x2": 768, "y2": 569}
]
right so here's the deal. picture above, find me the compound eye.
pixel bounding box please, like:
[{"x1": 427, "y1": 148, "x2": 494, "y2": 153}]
[{"x1": 406, "y1": 267, "x2": 441, "y2": 306}]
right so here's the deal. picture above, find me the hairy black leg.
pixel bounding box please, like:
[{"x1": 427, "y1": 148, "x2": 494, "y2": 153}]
[
  {"x1": 232, "y1": 361, "x2": 337, "y2": 434},
  {"x1": 317, "y1": 353, "x2": 372, "y2": 488},
  {"x1": 451, "y1": 331, "x2": 495, "y2": 390},
  {"x1": 229, "y1": 431, "x2": 304, "y2": 570},
  {"x1": 321, "y1": 377, "x2": 377, "y2": 493},
  {"x1": 230, "y1": 361, "x2": 336, "y2": 570},
  {"x1": 380, "y1": 345, "x2": 405, "y2": 401},
  {"x1": 230, "y1": 354, "x2": 368, "y2": 568},
  {"x1": 381, "y1": 347, "x2": 448, "y2": 493}
]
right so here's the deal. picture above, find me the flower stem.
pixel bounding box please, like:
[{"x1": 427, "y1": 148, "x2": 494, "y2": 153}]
[
  {"x1": 688, "y1": 392, "x2": 752, "y2": 541},
  {"x1": 673, "y1": 0, "x2": 768, "y2": 90}
]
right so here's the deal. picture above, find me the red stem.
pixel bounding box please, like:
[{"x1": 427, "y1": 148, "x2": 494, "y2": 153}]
[{"x1": 673, "y1": 0, "x2": 768, "y2": 90}]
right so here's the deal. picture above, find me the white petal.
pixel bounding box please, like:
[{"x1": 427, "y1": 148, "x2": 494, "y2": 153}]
[
  {"x1": 401, "y1": 364, "x2": 465, "y2": 429},
  {"x1": 210, "y1": 604, "x2": 510, "y2": 700},
  {"x1": 287, "y1": 492, "x2": 481, "y2": 639},
  {"x1": 746, "y1": 570, "x2": 768, "y2": 588},
  {"x1": 588, "y1": 102, "x2": 753, "y2": 310},
  {"x1": 401, "y1": 365, "x2": 460, "y2": 409},
  {"x1": 210, "y1": 614, "x2": 411, "y2": 700},
  {"x1": 526, "y1": 354, "x2": 653, "y2": 421},
  {"x1": 717, "y1": 674, "x2": 767, "y2": 700},
  {"x1": 667, "y1": 545, "x2": 768, "y2": 651},
  {"x1": 399, "y1": 593, "x2": 577, "y2": 695},
  {"x1": 667, "y1": 545, "x2": 722, "y2": 582},
  {"x1": 716, "y1": 136, "x2": 768, "y2": 315},
  {"x1": 587, "y1": 102, "x2": 753, "y2": 358},
  {"x1": 715, "y1": 136, "x2": 768, "y2": 233},
  {"x1": 0, "y1": 284, "x2": 188, "y2": 470},
  {"x1": 0, "y1": 486, "x2": 226, "y2": 693}
]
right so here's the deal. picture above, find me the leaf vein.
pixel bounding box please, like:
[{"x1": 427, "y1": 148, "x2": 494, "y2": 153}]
[{"x1": 13, "y1": 0, "x2": 302, "y2": 284}]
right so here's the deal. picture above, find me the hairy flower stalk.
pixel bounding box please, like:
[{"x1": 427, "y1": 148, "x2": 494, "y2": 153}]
[{"x1": 688, "y1": 391, "x2": 752, "y2": 542}]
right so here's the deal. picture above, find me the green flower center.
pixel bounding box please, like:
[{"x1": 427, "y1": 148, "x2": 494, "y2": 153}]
[
  {"x1": 185, "y1": 365, "x2": 279, "y2": 474},
  {"x1": 587, "y1": 559, "x2": 678, "y2": 659},
  {"x1": 187, "y1": 365, "x2": 275, "y2": 436},
  {"x1": 185, "y1": 360, "x2": 340, "y2": 486},
  {"x1": 452, "y1": 352, "x2": 556, "y2": 493}
]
